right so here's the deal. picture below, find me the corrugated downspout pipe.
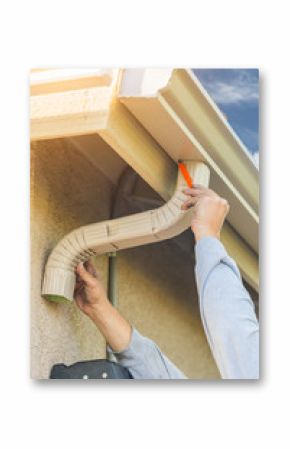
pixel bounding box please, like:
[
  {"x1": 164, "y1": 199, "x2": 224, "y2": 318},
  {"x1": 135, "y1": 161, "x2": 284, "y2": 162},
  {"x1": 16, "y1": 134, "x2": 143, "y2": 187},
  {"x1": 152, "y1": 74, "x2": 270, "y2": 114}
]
[{"x1": 42, "y1": 161, "x2": 210, "y2": 303}]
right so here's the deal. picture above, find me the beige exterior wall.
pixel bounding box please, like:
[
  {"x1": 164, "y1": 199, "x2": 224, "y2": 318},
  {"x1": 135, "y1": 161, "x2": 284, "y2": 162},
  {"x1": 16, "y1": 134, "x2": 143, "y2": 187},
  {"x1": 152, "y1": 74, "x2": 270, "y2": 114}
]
[{"x1": 31, "y1": 137, "x2": 220, "y2": 379}]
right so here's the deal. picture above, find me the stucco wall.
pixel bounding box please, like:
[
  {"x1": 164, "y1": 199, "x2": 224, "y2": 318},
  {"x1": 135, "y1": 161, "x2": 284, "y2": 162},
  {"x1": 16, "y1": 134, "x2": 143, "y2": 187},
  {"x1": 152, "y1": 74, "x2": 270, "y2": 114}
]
[{"x1": 30, "y1": 137, "x2": 220, "y2": 379}]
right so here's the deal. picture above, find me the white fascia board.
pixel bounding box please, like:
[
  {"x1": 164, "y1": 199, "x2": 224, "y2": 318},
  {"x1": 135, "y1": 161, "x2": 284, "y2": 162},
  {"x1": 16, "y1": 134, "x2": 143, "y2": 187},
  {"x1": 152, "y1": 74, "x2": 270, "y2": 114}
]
[
  {"x1": 119, "y1": 68, "x2": 259, "y2": 254},
  {"x1": 120, "y1": 68, "x2": 173, "y2": 96}
]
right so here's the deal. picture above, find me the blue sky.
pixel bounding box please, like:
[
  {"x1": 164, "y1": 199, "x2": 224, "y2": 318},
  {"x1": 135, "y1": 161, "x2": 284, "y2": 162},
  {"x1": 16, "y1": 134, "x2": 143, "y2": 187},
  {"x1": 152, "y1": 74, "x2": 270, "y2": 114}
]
[{"x1": 192, "y1": 69, "x2": 259, "y2": 166}]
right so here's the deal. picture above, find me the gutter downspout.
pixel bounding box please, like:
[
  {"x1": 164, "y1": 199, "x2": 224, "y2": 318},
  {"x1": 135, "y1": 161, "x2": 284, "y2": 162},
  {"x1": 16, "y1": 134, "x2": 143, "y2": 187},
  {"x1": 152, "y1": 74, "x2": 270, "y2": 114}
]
[
  {"x1": 42, "y1": 161, "x2": 210, "y2": 303},
  {"x1": 107, "y1": 251, "x2": 117, "y2": 361}
]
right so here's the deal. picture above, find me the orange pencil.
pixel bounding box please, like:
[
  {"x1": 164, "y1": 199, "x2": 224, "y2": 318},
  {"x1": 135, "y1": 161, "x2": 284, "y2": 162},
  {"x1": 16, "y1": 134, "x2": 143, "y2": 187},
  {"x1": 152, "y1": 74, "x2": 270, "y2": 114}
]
[{"x1": 178, "y1": 161, "x2": 193, "y2": 188}]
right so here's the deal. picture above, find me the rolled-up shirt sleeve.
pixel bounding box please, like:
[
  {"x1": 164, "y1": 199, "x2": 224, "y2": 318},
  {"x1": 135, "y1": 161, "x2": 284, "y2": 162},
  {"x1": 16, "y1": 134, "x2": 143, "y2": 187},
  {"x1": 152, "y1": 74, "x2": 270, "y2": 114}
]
[
  {"x1": 195, "y1": 236, "x2": 259, "y2": 379},
  {"x1": 107, "y1": 328, "x2": 187, "y2": 379}
]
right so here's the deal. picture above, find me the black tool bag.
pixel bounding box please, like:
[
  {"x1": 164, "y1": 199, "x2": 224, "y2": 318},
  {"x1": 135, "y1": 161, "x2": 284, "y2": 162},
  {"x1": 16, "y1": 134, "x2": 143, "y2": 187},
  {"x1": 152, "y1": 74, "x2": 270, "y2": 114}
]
[{"x1": 50, "y1": 359, "x2": 133, "y2": 379}]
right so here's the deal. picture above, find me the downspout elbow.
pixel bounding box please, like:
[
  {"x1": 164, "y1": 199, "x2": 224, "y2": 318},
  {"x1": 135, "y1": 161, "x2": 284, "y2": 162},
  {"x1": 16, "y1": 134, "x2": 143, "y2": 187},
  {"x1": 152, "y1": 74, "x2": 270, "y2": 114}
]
[{"x1": 42, "y1": 161, "x2": 210, "y2": 303}]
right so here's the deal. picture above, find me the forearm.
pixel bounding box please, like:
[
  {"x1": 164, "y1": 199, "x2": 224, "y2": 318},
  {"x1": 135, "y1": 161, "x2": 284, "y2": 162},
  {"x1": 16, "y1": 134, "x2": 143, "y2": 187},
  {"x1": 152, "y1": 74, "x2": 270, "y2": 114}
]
[
  {"x1": 108, "y1": 328, "x2": 187, "y2": 379},
  {"x1": 195, "y1": 237, "x2": 259, "y2": 379},
  {"x1": 87, "y1": 300, "x2": 186, "y2": 379},
  {"x1": 75, "y1": 261, "x2": 186, "y2": 378},
  {"x1": 86, "y1": 298, "x2": 132, "y2": 352}
]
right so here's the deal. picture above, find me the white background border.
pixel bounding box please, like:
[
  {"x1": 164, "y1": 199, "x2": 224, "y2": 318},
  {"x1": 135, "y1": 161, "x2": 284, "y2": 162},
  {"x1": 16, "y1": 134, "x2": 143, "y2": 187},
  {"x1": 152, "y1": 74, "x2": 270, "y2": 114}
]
[{"x1": 0, "y1": 1, "x2": 288, "y2": 447}]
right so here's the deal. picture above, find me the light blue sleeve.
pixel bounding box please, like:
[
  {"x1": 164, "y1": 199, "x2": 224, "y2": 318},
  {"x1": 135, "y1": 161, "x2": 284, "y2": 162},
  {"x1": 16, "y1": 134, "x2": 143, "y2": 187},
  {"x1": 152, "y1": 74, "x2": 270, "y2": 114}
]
[
  {"x1": 195, "y1": 236, "x2": 259, "y2": 379},
  {"x1": 108, "y1": 328, "x2": 187, "y2": 379}
]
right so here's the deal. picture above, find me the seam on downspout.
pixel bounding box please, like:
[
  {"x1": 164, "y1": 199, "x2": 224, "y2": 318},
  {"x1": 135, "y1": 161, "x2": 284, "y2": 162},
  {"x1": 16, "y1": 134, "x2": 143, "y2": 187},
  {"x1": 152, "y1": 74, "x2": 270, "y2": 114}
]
[{"x1": 42, "y1": 161, "x2": 210, "y2": 303}]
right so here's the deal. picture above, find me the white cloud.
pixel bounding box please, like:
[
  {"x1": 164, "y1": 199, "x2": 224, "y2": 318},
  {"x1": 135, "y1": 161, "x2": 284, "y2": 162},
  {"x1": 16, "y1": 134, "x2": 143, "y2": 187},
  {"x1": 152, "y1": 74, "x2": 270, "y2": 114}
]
[{"x1": 201, "y1": 70, "x2": 259, "y2": 105}]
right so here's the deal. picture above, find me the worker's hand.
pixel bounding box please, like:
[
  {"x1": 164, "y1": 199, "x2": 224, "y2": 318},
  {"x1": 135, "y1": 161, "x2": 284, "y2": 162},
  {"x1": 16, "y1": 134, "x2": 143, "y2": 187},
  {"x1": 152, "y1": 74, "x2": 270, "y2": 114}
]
[
  {"x1": 181, "y1": 185, "x2": 230, "y2": 241},
  {"x1": 74, "y1": 260, "x2": 108, "y2": 315}
]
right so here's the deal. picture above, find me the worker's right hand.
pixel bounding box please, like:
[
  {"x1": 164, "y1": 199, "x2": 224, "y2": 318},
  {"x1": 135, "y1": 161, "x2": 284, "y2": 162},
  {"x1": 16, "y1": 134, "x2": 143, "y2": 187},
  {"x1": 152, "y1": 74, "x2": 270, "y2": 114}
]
[
  {"x1": 74, "y1": 260, "x2": 108, "y2": 315},
  {"x1": 181, "y1": 185, "x2": 230, "y2": 241}
]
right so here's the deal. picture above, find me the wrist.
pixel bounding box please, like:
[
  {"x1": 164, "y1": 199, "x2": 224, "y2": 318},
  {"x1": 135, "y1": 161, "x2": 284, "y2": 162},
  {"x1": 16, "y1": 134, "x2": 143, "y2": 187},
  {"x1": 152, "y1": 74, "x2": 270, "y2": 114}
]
[
  {"x1": 85, "y1": 296, "x2": 111, "y2": 317},
  {"x1": 194, "y1": 228, "x2": 220, "y2": 242}
]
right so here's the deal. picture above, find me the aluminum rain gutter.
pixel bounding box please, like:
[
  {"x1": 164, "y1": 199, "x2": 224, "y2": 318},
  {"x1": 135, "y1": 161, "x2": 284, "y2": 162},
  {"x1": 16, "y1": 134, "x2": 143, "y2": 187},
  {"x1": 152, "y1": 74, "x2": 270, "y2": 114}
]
[
  {"x1": 119, "y1": 69, "x2": 259, "y2": 254},
  {"x1": 42, "y1": 161, "x2": 209, "y2": 303}
]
